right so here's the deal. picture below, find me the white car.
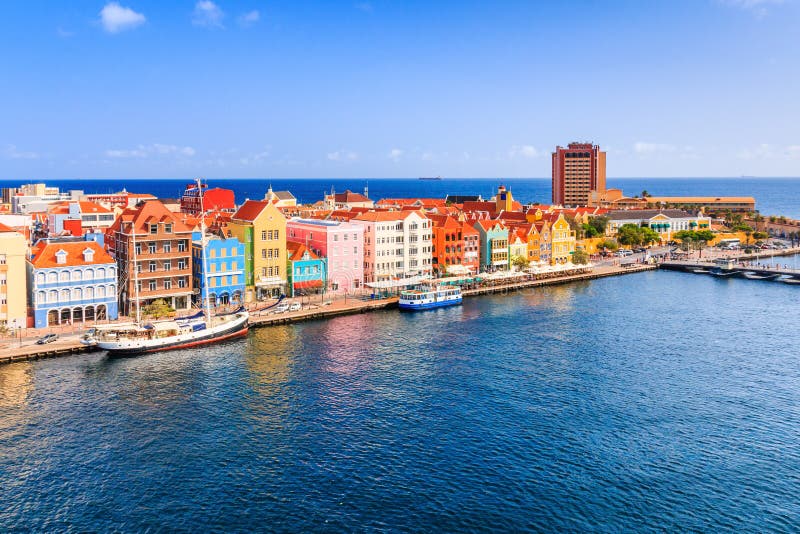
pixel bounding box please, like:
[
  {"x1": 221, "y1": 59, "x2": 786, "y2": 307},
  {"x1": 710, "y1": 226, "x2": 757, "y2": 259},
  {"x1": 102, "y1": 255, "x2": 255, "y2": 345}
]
[
  {"x1": 289, "y1": 302, "x2": 301, "y2": 312},
  {"x1": 273, "y1": 302, "x2": 290, "y2": 313}
]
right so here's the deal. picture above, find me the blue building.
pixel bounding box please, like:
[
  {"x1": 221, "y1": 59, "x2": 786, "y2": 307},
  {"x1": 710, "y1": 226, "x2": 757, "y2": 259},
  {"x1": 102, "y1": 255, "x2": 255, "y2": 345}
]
[
  {"x1": 27, "y1": 239, "x2": 119, "y2": 328},
  {"x1": 286, "y1": 241, "x2": 328, "y2": 297},
  {"x1": 192, "y1": 235, "x2": 246, "y2": 307}
]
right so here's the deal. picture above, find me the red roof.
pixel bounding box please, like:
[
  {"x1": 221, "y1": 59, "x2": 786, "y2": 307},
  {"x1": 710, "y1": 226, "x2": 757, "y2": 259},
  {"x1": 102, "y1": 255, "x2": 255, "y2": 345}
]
[
  {"x1": 334, "y1": 190, "x2": 371, "y2": 203},
  {"x1": 353, "y1": 210, "x2": 422, "y2": 222},
  {"x1": 232, "y1": 200, "x2": 269, "y2": 221},
  {"x1": 287, "y1": 241, "x2": 320, "y2": 261},
  {"x1": 30, "y1": 240, "x2": 114, "y2": 268},
  {"x1": 107, "y1": 200, "x2": 192, "y2": 236}
]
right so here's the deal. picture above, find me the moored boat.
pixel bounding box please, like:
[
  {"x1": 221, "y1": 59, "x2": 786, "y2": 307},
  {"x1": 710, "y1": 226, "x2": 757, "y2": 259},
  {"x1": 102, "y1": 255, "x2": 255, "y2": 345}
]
[
  {"x1": 399, "y1": 285, "x2": 462, "y2": 310},
  {"x1": 92, "y1": 308, "x2": 249, "y2": 355},
  {"x1": 92, "y1": 178, "x2": 250, "y2": 356},
  {"x1": 742, "y1": 272, "x2": 782, "y2": 280}
]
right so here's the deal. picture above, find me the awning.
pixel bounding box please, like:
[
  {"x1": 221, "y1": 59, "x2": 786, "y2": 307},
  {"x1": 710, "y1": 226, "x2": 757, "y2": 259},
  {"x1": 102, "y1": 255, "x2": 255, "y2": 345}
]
[
  {"x1": 446, "y1": 264, "x2": 471, "y2": 275},
  {"x1": 294, "y1": 279, "x2": 323, "y2": 289}
]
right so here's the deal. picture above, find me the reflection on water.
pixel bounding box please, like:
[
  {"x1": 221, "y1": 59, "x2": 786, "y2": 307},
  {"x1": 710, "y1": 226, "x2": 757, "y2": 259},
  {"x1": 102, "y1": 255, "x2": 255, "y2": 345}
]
[{"x1": 2, "y1": 271, "x2": 800, "y2": 531}]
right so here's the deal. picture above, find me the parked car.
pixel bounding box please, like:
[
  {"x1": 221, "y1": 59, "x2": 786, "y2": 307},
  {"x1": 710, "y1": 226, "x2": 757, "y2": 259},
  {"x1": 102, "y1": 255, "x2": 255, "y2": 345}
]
[
  {"x1": 36, "y1": 334, "x2": 58, "y2": 345},
  {"x1": 289, "y1": 302, "x2": 302, "y2": 312},
  {"x1": 273, "y1": 302, "x2": 290, "y2": 314}
]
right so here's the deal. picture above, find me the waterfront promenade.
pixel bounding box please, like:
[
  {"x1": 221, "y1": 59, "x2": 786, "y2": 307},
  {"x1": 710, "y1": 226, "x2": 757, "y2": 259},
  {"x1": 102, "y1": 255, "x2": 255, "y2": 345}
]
[{"x1": 0, "y1": 263, "x2": 655, "y2": 365}]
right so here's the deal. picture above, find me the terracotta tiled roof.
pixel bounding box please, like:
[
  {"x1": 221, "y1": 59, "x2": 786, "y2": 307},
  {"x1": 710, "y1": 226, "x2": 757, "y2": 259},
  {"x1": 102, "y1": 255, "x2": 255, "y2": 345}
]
[
  {"x1": 30, "y1": 240, "x2": 114, "y2": 268},
  {"x1": 462, "y1": 201, "x2": 498, "y2": 213},
  {"x1": 474, "y1": 219, "x2": 505, "y2": 231},
  {"x1": 286, "y1": 241, "x2": 320, "y2": 261},
  {"x1": 334, "y1": 190, "x2": 371, "y2": 203},
  {"x1": 232, "y1": 200, "x2": 269, "y2": 221},
  {"x1": 108, "y1": 200, "x2": 192, "y2": 235}
]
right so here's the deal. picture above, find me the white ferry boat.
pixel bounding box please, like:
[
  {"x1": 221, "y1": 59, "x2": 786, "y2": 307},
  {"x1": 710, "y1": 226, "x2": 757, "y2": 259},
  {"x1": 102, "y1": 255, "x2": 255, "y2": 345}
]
[{"x1": 399, "y1": 286, "x2": 462, "y2": 310}]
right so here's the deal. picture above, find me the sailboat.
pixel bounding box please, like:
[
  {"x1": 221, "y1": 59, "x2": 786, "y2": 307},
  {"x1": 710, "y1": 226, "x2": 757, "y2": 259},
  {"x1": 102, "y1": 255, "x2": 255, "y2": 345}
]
[{"x1": 88, "y1": 179, "x2": 249, "y2": 355}]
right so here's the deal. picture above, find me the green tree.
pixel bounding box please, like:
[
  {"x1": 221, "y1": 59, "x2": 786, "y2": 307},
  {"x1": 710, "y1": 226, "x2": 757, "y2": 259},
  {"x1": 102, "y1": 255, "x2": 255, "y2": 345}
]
[
  {"x1": 572, "y1": 249, "x2": 590, "y2": 265},
  {"x1": 696, "y1": 230, "x2": 715, "y2": 242},
  {"x1": 617, "y1": 224, "x2": 644, "y2": 246},
  {"x1": 641, "y1": 190, "x2": 650, "y2": 197},
  {"x1": 588, "y1": 216, "x2": 609, "y2": 236},
  {"x1": 581, "y1": 223, "x2": 599, "y2": 238},
  {"x1": 142, "y1": 299, "x2": 174, "y2": 319},
  {"x1": 597, "y1": 239, "x2": 619, "y2": 251},
  {"x1": 640, "y1": 227, "x2": 660, "y2": 245},
  {"x1": 752, "y1": 231, "x2": 769, "y2": 240},
  {"x1": 511, "y1": 255, "x2": 529, "y2": 271}
]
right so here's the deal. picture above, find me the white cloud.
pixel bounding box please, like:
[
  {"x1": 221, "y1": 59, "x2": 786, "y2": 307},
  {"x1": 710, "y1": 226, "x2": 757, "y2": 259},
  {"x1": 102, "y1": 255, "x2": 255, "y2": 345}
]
[
  {"x1": 238, "y1": 10, "x2": 260, "y2": 26},
  {"x1": 327, "y1": 150, "x2": 358, "y2": 161},
  {"x1": 3, "y1": 144, "x2": 40, "y2": 160},
  {"x1": 193, "y1": 1, "x2": 225, "y2": 28},
  {"x1": 737, "y1": 143, "x2": 800, "y2": 160},
  {"x1": 508, "y1": 145, "x2": 540, "y2": 159},
  {"x1": 634, "y1": 142, "x2": 676, "y2": 154},
  {"x1": 105, "y1": 143, "x2": 195, "y2": 158},
  {"x1": 99, "y1": 2, "x2": 146, "y2": 34},
  {"x1": 717, "y1": 0, "x2": 785, "y2": 17},
  {"x1": 388, "y1": 148, "x2": 404, "y2": 162}
]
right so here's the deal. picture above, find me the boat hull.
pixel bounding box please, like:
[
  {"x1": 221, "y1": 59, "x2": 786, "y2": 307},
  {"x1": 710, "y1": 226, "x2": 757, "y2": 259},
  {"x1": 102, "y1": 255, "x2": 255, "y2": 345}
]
[
  {"x1": 98, "y1": 314, "x2": 249, "y2": 356},
  {"x1": 399, "y1": 296, "x2": 462, "y2": 311}
]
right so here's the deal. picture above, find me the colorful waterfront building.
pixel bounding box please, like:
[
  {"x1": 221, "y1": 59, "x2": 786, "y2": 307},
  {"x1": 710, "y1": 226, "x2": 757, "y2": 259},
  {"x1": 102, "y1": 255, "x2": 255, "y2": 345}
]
[
  {"x1": 192, "y1": 235, "x2": 246, "y2": 307},
  {"x1": 27, "y1": 239, "x2": 118, "y2": 328},
  {"x1": 227, "y1": 200, "x2": 287, "y2": 301},
  {"x1": 473, "y1": 220, "x2": 509, "y2": 271},
  {"x1": 106, "y1": 200, "x2": 195, "y2": 315},
  {"x1": 47, "y1": 201, "x2": 115, "y2": 236},
  {"x1": 547, "y1": 213, "x2": 577, "y2": 264},
  {"x1": 352, "y1": 210, "x2": 433, "y2": 283},
  {"x1": 286, "y1": 218, "x2": 364, "y2": 293},
  {"x1": 605, "y1": 209, "x2": 711, "y2": 242},
  {"x1": 508, "y1": 227, "x2": 528, "y2": 268},
  {"x1": 286, "y1": 242, "x2": 328, "y2": 297},
  {"x1": 429, "y1": 214, "x2": 480, "y2": 275},
  {"x1": 180, "y1": 183, "x2": 236, "y2": 215},
  {"x1": 0, "y1": 223, "x2": 28, "y2": 329}
]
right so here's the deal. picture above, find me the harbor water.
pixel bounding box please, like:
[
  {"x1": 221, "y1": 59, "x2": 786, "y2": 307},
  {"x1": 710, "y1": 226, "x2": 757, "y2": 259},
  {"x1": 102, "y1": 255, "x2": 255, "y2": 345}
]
[{"x1": 2, "y1": 270, "x2": 799, "y2": 531}]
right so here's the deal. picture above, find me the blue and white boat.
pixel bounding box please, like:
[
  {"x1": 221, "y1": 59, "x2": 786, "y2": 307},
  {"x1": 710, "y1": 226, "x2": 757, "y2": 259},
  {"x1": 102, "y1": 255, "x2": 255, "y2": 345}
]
[{"x1": 399, "y1": 286, "x2": 462, "y2": 310}]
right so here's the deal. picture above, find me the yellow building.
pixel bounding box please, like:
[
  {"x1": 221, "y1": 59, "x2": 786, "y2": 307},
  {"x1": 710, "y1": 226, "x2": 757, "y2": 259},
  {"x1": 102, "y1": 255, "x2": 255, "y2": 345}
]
[
  {"x1": 0, "y1": 223, "x2": 28, "y2": 329},
  {"x1": 548, "y1": 213, "x2": 576, "y2": 264},
  {"x1": 227, "y1": 200, "x2": 287, "y2": 301}
]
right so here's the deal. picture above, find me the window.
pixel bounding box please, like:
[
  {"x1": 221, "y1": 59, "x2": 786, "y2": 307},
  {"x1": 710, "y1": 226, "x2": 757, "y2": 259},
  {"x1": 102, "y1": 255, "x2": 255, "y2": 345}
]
[
  {"x1": 178, "y1": 259, "x2": 187, "y2": 270},
  {"x1": 163, "y1": 242, "x2": 171, "y2": 253},
  {"x1": 0, "y1": 254, "x2": 5, "y2": 265},
  {"x1": 178, "y1": 277, "x2": 187, "y2": 288},
  {"x1": 165, "y1": 223, "x2": 172, "y2": 233},
  {"x1": 149, "y1": 280, "x2": 157, "y2": 291},
  {"x1": 262, "y1": 249, "x2": 267, "y2": 259},
  {"x1": 149, "y1": 261, "x2": 157, "y2": 272},
  {"x1": 274, "y1": 230, "x2": 279, "y2": 240},
  {"x1": 150, "y1": 223, "x2": 158, "y2": 234},
  {"x1": 148, "y1": 243, "x2": 156, "y2": 254},
  {"x1": 178, "y1": 241, "x2": 187, "y2": 252},
  {"x1": 334, "y1": 234, "x2": 339, "y2": 241},
  {"x1": 262, "y1": 230, "x2": 267, "y2": 241},
  {"x1": 354, "y1": 247, "x2": 358, "y2": 254},
  {"x1": 164, "y1": 279, "x2": 172, "y2": 290},
  {"x1": 164, "y1": 261, "x2": 171, "y2": 271},
  {"x1": 135, "y1": 244, "x2": 142, "y2": 255}
]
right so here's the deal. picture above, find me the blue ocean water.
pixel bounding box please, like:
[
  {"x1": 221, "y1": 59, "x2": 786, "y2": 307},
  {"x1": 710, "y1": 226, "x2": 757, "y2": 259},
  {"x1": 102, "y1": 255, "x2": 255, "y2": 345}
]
[
  {"x1": 1, "y1": 271, "x2": 799, "y2": 531},
  {"x1": 2, "y1": 177, "x2": 799, "y2": 218}
]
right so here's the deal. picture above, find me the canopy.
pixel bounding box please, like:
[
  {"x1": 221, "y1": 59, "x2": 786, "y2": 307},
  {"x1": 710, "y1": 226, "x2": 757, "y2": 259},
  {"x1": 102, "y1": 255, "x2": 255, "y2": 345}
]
[
  {"x1": 294, "y1": 279, "x2": 323, "y2": 289},
  {"x1": 365, "y1": 275, "x2": 432, "y2": 289}
]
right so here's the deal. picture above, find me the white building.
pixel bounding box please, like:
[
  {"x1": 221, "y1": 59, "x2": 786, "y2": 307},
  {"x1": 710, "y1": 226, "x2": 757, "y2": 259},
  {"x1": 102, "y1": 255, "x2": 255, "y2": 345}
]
[
  {"x1": 352, "y1": 210, "x2": 433, "y2": 283},
  {"x1": 606, "y1": 209, "x2": 712, "y2": 240}
]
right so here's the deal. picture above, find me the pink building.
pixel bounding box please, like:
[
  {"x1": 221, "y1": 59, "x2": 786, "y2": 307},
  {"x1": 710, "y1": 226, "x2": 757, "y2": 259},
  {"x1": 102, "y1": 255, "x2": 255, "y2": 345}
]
[{"x1": 286, "y1": 218, "x2": 365, "y2": 293}]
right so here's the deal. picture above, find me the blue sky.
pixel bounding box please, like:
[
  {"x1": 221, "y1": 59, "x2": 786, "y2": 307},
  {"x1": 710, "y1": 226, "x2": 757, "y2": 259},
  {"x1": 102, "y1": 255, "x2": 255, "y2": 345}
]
[{"x1": 1, "y1": 0, "x2": 799, "y2": 179}]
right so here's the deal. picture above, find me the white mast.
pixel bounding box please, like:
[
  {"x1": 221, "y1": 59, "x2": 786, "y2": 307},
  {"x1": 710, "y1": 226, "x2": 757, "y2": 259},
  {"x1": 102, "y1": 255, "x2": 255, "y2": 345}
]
[
  {"x1": 198, "y1": 178, "x2": 213, "y2": 323},
  {"x1": 130, "y1": 219, "x2": 141, "y2": 324}
]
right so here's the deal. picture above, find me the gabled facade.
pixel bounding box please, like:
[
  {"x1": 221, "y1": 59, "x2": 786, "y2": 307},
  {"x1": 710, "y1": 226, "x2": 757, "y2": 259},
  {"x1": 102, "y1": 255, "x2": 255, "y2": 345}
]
[
  {"x1": 286, "y1": 218, "x2": 364, "y2": 293},
  {"x1": 227, "y1": 200, "x2": 287, "y2": 301},
  {"x1": 286, "y1": 242, "x2": 327, "y2": 297},
  {"x1": 352, "y1": 210, "x2": 432, "y2": 282},
  {"x1": 473, "y1": 220, "x2": 509, "y2": 271},
  {"x1": 547, "y1": 213, "x2": 577, "y2": 264},
  {"x1": 192, "y1": 236, "x2": 246, "y2": 307},
  {"x1": 106, "y1": 200, "x2": 194, "y2": 315},
  {"x1": 27, "y1": 240, "x2": 118, "y2": 328}
]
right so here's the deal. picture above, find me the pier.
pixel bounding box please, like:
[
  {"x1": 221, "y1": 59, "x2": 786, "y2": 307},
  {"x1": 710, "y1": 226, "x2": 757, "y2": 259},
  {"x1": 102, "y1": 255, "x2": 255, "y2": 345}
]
[{"x1": 660, "y1": 260, "x2": 800, "y2": 283}]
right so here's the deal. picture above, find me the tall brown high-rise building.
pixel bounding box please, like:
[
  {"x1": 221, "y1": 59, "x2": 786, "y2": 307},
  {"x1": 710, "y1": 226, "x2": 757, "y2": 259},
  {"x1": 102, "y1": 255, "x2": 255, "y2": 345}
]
[{"x1": 551, "y1": 142, "x2": 606, "y2": 206}]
